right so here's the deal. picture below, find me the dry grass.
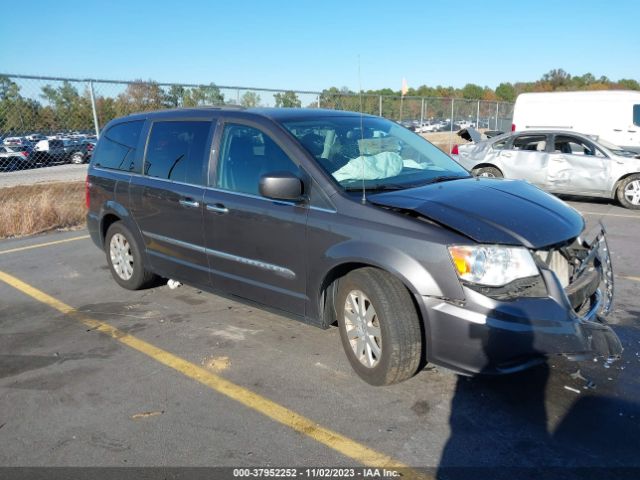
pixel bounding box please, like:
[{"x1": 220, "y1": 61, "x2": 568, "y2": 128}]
[{"x1": 0, "y1": 182, "x2": 86, "y2": 239}]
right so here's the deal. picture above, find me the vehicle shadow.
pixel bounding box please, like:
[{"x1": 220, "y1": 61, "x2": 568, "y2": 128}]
[{"x1": 435, "y1": 306, "x2": 640, "y2": 480}]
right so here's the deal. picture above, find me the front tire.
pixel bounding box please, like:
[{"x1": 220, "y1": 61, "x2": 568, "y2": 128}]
[
  {"x1": 105, "y1": 222, "x2": 158, "y2": 290},
  {"x1": 617, "y1": 174, "x2": 640, "y2": 210},
  {"x1": 336, "y1": 268, "x2": 422, "y2": 386},
  {"x1": 472, "y1": 166, "x2": 503, "y2": 178},
  {"x1": 70, "y1": 152, "x2": 84, "y2": 164}
]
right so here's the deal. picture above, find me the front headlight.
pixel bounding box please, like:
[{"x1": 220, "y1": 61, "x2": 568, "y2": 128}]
[{"x1": 448, "y1": 245, "x2": 539, "y2": 287}]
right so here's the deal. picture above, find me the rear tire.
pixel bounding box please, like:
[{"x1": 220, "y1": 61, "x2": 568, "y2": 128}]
[
  {"x1": 105, "y1": 222, "x2": 158, "y2": 290},
  {"x1": 336, "y1": 268, "x2": 422, "y2": 386},
  {"x1": 473, "y1": 166, "x2": 503, "y2": 178},
  {"x1": 616, "y1": 174, "x2": 640, "y2": 210}
]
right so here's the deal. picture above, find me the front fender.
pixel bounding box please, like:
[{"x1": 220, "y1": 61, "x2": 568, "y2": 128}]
[{"x1": 322, "y1": 240, "x2": 464, "y2": 300}]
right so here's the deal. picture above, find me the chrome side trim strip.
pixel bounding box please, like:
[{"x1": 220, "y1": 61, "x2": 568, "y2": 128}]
[
  {"x1": 207, "y1": 247, "x2": 296, "y2": 280},
  {"x1": 144, "y1": 231, "x2": 206, "y2": 254},
  {"x1": 143, "y1": 231, "x2": 296, "y2": 280}
]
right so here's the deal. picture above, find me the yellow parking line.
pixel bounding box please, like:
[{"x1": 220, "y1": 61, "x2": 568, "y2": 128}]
[
  {"x1": 622, "y1": 275, "x2": 640, "y2": 282},
  {"x1": 0, "y1": 235, "x2": 90, "y2": 255},
  {"x1": 580, "y1": 211, "x2": 640, "y2": 219},
  {"x1": 0, "y1": 270, "x2": 425, "y2": 476}
]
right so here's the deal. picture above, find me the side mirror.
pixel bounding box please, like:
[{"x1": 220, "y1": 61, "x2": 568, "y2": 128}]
[{"x1": 259, "y1": 171, "x2": 305, "y2": 202}]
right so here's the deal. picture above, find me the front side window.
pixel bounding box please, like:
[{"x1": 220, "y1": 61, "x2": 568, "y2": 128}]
[
  {"x1": 553, "y1": 135, "x2": 602, "y2": 157},
  {"x1": 216, "y1": 124, "x2": 299, "y2": 195},
  {"x1": 93, "y1": 120, "x2": 144, "y2": 171},
  {"x1": 144, "y1": 121, "x2": 211, "y2": 185},
  {"x1": 634, "y1": 104, "x2": 640, "y2": 127},
  {"x1": 282, "y1": 116, "x2": 469, "y2": 191}
]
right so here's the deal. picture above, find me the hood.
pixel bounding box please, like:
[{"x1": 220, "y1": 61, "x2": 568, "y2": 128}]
[{"x1": 369, "y1": 178, "x2": 585, "y2": 249}]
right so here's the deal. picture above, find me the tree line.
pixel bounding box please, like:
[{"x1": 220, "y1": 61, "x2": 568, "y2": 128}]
[{"x1": 0, "y1": 69, "x2": 637, "y2": 134}]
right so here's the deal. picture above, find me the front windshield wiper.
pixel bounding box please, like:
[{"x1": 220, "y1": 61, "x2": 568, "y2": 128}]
[
  {"x1": 401, "y1": 175, "x2": 472, "y2": 188},
  {"x1": 343, "y1": 184, "x2": 407, "y2": 192}
]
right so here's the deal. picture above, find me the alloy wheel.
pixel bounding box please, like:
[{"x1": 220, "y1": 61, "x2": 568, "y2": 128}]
[
  {"x1": 624, "y1": 180, "x2": 640, "y2": 206},
  {"x1": 343, "y1": 290, "x2": 382, "y2": 368},
  {"x1": 109, "y1": 233, "x2": 134, "y2": 280}
]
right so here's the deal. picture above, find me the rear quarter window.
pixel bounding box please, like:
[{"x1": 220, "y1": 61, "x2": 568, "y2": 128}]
[
  {"x1": 634, "y1": 104, "x2": 640, "y2": 127},
  {"x1": 92, "y1": 120, "x2": 144, "y2": 171}
]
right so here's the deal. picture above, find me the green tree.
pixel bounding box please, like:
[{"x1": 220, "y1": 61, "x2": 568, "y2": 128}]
[
  {"x1": 462, "y1": 83, "x2": 484, "y2": 100},
  {"x1": 184, "y1": 83, "x2": 225, "y2": 106},
  {"x1": 40, "y1": 81, "x2": 93, "y2": 131},
  {"x1": 274, "y1": 91, "x2": 301, "y2": 108},
  {"x1": 541, "y1": 69, "x2": 571, "y2": 88},
  {"x1": 617, "y1": 79, "x2": 639, "y2": 90},
  {"x1": 165, "y1": 85, "x2": 187, "y2": 107},
  {"x1": 495, "y1": 82, "x2": 516, "y2": 102},
  {"x1": 240, "y1": 91, "x2": 261, "y2": 107},
  {"x1": 115, "y1": 80, "x2": 165, "y2": 115}
]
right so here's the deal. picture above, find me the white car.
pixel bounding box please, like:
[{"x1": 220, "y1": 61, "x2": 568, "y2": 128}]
[
  {"x1": 455, "y1": 129, "x2": 640, "y2": 209},
  {"x1": 417, "y1": 123, "x2": 440, "y2": 133},
  {"x1": 513, "y1": 90, "x2": 640, "y2": 153},
  {"x1": 25, "y1": 133, "x2": 46, "y2": 142},
  {"x1": 3, "y1": 136, "x2": 25, "y2": 146}
]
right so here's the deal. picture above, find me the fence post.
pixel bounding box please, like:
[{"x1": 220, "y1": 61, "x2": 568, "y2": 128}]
[
  {"x1": 379, "y1": 95, "x2": 382, "y2": 117},
  {"x1": 495, "y1": 102, "x2": 499, "y2": 130},
  {"x1": 420, "y1": 98, "x2": 425, "y2": 126},
  {"x1": 89, "y1": 80, "x2": 100, "y2": 138},
  {"x1": 317, "y1": 94, "x2": 320, "y2": 108},
  {"x1": 476, "y1": 100, "x2": 480, "y2": 129},
  {"x1": 449, "y1": 98, "x2": 454, "y2": 153}
]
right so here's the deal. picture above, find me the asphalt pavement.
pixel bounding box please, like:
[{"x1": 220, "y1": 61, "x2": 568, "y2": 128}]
[{"x1": 0, "y1": 198, "x2": 639, "y2": 478}]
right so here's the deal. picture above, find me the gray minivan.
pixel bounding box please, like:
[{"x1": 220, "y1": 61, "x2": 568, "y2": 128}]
[{"x1": 86, "y1": 108, "x2": 622, "y2": 385}]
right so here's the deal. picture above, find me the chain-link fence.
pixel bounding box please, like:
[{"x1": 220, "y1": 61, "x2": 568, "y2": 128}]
[{"x1": 0, "y1": 73, "x2": 514, "y2": 172}]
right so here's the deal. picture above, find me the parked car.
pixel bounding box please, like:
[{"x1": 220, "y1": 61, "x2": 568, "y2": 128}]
[
  {"x1": 62, "y1": 138, "x2": 94, "y2": 164},
  {"x1": 415, "y1": 122, "x2": 439, "y2": 133},
  {"x1": 3, "y1": 136, "x2": 25, "y2": 146},
  {"x1": 0, "y1": 145, "x2": 33, "y2": 171},
  {"x1": 25, "y1": 133, "x2": 47, "y2": 142},
  {"x1": 454, "y1": 129, "x2": 640, "y2": 209},
  {"x1": 87, "y1": 108, "x2": 621, "y2": 385},
  {"x1": 33, "y1": 139, "x2": 67, "y2": 166},
  {"x1": 512, "y1": 90, "x2": 640, "y2": 153}
]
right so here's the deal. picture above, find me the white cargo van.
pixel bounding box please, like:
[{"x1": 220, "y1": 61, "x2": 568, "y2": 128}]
[{"x1": 512, "y1": 90, "x2": 640, "y2": 152}]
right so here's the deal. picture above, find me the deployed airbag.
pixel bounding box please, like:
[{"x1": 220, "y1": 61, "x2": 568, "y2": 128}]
[{"x1": 332, "y1": 152, "x2": 427, "y2": 182}]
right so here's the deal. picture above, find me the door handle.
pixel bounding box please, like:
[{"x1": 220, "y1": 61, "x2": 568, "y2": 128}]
[
  {"x1": 613, "y1": 129, "x2": 623, "y2": 132},
  {"x1": 179, "y1": 198, "x2": 200, "y2": 208},
  {"x1": 206, "y1": 203, "x2": 229, "y2": 214},
  {"x1": 501, "y1": 152, "x2": 512, "y2": 158},
  {"x1": 628, "y1": 130, "x2": 637, "y2": 133}
]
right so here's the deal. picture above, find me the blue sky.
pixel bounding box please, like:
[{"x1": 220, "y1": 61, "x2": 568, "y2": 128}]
[{"x1": 1, "y1": 0, "x2": 638, "y2": 92}]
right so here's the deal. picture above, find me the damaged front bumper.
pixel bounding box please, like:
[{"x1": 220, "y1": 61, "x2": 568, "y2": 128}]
[{"x1": 417, "y1": 226, "x2": 623, "y2": 375}]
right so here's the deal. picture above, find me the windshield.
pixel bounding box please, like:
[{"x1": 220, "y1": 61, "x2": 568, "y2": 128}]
[
  {"x1": 282, "y1": 115, "x2": 470, "y2": 191},
  {"x1": 596, "y1": 137, "x2": 639, "y2": 158}
]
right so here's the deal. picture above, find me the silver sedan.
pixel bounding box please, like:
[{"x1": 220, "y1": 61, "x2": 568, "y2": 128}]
[{"x1": 455, "y1": 130, "x2": 640, "y2": 209}]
